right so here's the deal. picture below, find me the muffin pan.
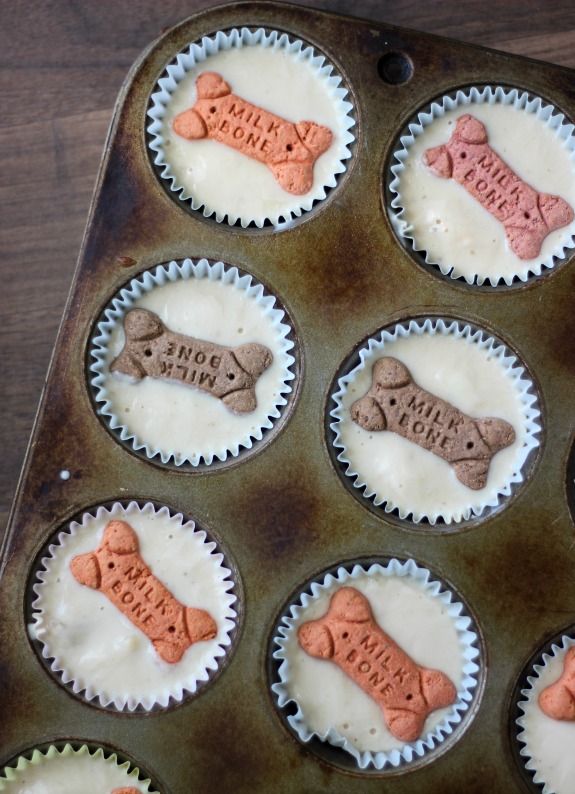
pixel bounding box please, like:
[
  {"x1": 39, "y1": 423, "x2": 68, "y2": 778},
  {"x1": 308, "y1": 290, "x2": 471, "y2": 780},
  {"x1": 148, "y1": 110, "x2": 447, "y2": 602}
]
[{"x1": 2, "y1": 2, "x2": 575, "y2": 791}]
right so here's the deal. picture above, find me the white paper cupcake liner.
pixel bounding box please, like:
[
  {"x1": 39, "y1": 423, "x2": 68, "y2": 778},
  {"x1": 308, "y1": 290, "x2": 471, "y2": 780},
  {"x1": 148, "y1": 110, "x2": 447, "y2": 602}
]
[
  {"x1": 516, "y1": 634, "x2": 575, "y2": 794},
  {"x1": 0, "y1": 743, "x2": 157, "y2": 792},
  {"x1": 389, "y1": 86, "x2": 575, "y2": 286},
  {"x1": 330, "y1": 318, "x2": 541, "y2": 525},
  {"x1": 28, "y1": 501, "x2": 238, "y2": 711},
  {"x1": 147, "y1": 27, "x2": 355, "y2": 227},
  {"x1": 90, "y1": 258, "x2": 296, "y2": 467},
  {"x1": 271, "y1": 559, "x2": 481, "y2": 771}
]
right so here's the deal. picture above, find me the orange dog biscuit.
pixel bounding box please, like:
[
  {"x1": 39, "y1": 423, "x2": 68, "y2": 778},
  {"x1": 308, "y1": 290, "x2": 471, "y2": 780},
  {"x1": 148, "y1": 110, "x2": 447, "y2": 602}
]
[
  {"x1": 70, "y1": 520, "x2": 217, "y2": 664},
  {"x1": 351, "y1": 357, "x2": 515, "y2": 490},
  {"x1": 298, "y1": 587, "x2": 456, "y2": 742},
  {"x1": 112, "y1": 789, "x2": 140, "y2": 794},
  {"x1": 423, "y1": 114, "x2": 574, "y2": 259},
  {"x1": 173, "y1": 72, "x2": 333, "y2": 195},
  {"x1": 538, "y1": 646, "x2": 575, "y2": 721},
  {"x1": 111, "y1": 308, "x2": 272, "y2": 414}
]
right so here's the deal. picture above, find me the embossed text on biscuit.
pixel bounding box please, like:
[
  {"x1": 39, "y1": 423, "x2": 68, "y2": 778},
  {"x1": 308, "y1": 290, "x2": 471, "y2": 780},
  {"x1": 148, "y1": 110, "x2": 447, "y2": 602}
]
[
  {"x1": 298, "y1": 587, "x2": 456, "y2": 742},
  {"x1": 173, "y1": 72, "x2": 333, "y2": 195},
  {"x1": 423, "y1": 114, "x2": 574, "y2": 259},
  {"x1": 110, "y1": 308, "x2": 272, "y2": 414},
  {"x1": 350, "y1": 356, "x2": 515, "y2": 490},
  {"x1": 70, "y1": 520, "x2": 217, "y2": 664}
]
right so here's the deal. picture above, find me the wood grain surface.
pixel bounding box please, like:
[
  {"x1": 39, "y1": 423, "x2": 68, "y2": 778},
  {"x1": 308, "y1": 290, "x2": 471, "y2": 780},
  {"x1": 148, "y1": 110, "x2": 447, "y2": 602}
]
[{"x1": 1, "y1": 0, "x2": 575, "y2": 536}]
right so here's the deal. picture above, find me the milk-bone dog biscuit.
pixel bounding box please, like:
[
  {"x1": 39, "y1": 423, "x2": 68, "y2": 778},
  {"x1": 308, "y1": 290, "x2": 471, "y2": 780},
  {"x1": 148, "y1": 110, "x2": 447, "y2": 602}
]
[
  {"x1": 70, "y1": 520, "x2": 217, "y2": 664},
  {"x1": 423, "y1": 114, "x2": 574, "y2": 259},
  {"x1": 538, "y1": 647, "x2": 575, "y2": 721},
  {"x1": 111, "y1": 308, "x2": 272, "y2": 414},
  {"x1": 173, "y1": 72, "x2": 333, "y2": 195},
  {"x1": 351, "y1": 356, "x2": 515, "y2": 490},
  {"x1": 298, "y1": 587, "x2": 456, "y2": 742},
  {"x1": 112, "y1": 789, "x2": 140, "y2": 794}
]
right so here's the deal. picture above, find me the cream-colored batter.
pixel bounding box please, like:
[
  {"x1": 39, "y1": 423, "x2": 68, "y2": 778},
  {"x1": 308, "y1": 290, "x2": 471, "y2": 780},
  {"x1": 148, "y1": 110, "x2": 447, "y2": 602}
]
[
  {"x1": 0, "y1": 745, "x2": 153, "y2": 793},
  {"x1": 392, "y1": 95, "x2": 575, "y2": 284},
  {"x1": 518, "y1": 639, "x2": 575, "y2": 794},
  {"x1": 148, "y1": 30, "x2": 354, "y2": 226},
  {"x1": 29, "y1": 503, "x2": 237, "y2": 710},
  {"x1": 93, "y1": 263, "x2": 294, "y2": 466},
  {"x1": 332, "y1": 322, "x2": 538, "y2": 524},
  {"x1": 275, "y1": 564, "x2": 478, "y2": 761}
]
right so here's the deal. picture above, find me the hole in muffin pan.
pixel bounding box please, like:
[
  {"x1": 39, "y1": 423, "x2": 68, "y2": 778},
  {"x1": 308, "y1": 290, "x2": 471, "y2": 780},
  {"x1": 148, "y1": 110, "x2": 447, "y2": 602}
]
[
  {"x1": 384, "y1": 84, "x2": 575, "y2": 291},
  {"x1": 87, "y1": 259, "x2": 302, "y2": 474},
  {"x1": 509, "y1": 624, "x2": 575, "y2": 792},
  {"x1": 565, "y1": 435, "x2": 575, "y2": 531},
  {"x1": 24, "y1": 498, "x2": 244, "y2": 715},
  {"x1": 378, "y1": 51, "x2": 414, "y2": 85},
  {"x1": 325, "y1": 314, "x2": 542, "y2": 532},
  {"x1": 145, "y1": 26, "x2": 358, "y2": 234},
  {"x1": 0, "y1": 739, "x2": 164, "y2": 793},
  {"x1": 267, "y1": 556, "x2": 485, "y2": 776}
]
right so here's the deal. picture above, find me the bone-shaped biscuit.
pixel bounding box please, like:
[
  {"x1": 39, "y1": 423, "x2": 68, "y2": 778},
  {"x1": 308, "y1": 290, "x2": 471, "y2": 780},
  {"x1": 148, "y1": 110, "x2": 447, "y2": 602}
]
[
  {"x1": 110, "y1": 308, "x2": 272, "y2": 414},
  {"x1": 70, "y1": 520, "x2": 217, "y2": 664},
  {"x1": 112, "y1": 789, "x2": 140, "y2": 794},
  {"x1": 298, "y1": 587, "x2": 456, "y2": 742},
  {"x1": 538, "y1": 646, "x2": 575, "y2": 721},
  {"x1": 423, "y1": 114, "x2": 574, "y2": 259},
  {"x1": 173, "y1": 72, "x2": 333, "y2": 195},
  {"x1": 350, "y1": 356, "x2": 515, "y2": 490}
]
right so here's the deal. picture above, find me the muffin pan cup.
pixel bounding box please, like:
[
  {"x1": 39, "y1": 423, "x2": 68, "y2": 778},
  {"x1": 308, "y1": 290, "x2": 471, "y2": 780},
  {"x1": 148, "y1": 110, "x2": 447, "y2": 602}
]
[{"x1": 2, "y1": 2, "x2": 575, "y2": 791}]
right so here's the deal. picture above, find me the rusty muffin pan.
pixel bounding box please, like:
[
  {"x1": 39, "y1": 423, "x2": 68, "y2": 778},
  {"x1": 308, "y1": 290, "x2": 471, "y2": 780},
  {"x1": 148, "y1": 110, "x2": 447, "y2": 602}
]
[{"x1": 2, "y1": 2, "x2": 575, "y2": 791}]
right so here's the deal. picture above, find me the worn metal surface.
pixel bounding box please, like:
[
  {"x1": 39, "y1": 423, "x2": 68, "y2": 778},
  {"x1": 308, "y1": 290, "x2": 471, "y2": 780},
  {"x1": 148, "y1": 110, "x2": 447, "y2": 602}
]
[{"x1": 1, "y1": 1, "x2": 575, "y2": 791}]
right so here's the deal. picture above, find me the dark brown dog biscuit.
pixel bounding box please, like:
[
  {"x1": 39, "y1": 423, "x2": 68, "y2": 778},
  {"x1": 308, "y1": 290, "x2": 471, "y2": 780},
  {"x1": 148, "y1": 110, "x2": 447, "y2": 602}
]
[
  {"x1": 350, "y1": 356, "x2": 515, "y2": 490},
  {"x1": 423, "y1": 114, "x2": 574, "y2": 259},
  {"x1": 70, "y1": 520, "x2": 217, "y2": 664},
  {"x1": 173, "y1": 72, "x2": 333, "y2": 195},
  {"x1": 298, "y1": 587, "x2": 456, "y2": 742},
  {"x1": 110, "y1": 308, "x2": 272, "y2": 414}
]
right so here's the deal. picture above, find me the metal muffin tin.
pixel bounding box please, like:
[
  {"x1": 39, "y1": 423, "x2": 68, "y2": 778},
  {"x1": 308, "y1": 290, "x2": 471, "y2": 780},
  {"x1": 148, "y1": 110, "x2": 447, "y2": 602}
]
[{"x1": 2, "y1": 1, "x2": 575, "y2": 790}]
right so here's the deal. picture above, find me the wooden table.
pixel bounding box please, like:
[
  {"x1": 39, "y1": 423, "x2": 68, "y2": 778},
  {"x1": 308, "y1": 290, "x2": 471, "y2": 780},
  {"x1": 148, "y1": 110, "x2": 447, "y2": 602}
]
[{"x1": 1, "y1": 0, "x2": 575, "y2": 535}]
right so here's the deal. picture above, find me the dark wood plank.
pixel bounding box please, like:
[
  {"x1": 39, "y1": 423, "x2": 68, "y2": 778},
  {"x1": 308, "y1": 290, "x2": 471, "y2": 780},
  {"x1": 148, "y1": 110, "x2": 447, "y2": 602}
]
[{"x1": 1, "y1": 0, "x2": 575, "y2": 533}]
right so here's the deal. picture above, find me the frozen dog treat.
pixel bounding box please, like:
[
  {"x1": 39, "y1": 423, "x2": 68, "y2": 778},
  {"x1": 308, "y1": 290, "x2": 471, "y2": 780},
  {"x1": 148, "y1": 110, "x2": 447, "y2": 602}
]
[
  {"x1": 298, "y1": 586, "x2": 456, "y2": 742},
  {"x1": 423, "y1": 114, "x2": 574, "y2": 259},
  {"x1": 70, "y1": 519, "x2": 217, "y2": 664},
  {"x1": 111, "y1": 308, "x2": 272, "y2": 414},
  {"x1": 538, "y1": 646, "x2": 575, "y2": 721},
  {"x1": 350, "y1": 356, "x2": 515, "y2": 490},
  {"x1": 173, "y1": 72, "x2": 333, "y2": 195}
]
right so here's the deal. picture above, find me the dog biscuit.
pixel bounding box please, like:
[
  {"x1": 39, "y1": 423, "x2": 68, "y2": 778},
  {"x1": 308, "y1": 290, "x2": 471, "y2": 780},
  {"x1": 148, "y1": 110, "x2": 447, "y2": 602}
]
[
  {"x1": 538, "y1": 646, "x2": 575, "y2": 721},
  {"x1": 298, "y1": 587, "x2": 456, "y2": 742},
  {"x1": 70, "y1": 520, "x2": 217, "y2": 664},
  {"x1": 350, "y1": 356, "x2": 515, "y2": 490},
  {"x1": 173, "y1": 72, "x2": 333, "y2": 195},
  {"x1": 111, "y1": 308, "x2": 272, "y2": 414},
  {"x1": 423, "y1": 114, "x2": 574, "y2": 259}
]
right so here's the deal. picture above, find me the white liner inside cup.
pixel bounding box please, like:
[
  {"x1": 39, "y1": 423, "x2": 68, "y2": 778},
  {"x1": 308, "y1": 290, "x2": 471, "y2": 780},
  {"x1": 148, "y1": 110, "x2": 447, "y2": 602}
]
[
  {"x1": 516, "y1": 635, "x2": 575, "y2": 794},
  {"x1": 330, "y1": 318, "x2": 540, "y2": 525},
  {"x1": 147, "y1": 27, "x2": 355, "y2": 227},
  {"x1": 0, "y1": 744, "x2": 156, "y2": 793},
  {"x1": 271, "y1": 560, "x2": 481, "y2": 770},
  {"x1": 389, "y1": 86, "x2": 575, "y2": 286},
  {"x1": 90, "y1": 258, "x2": 295, "y2": 467},
  {"x1": 29, "y1": 501, "x2": 238, "y2": 711}
]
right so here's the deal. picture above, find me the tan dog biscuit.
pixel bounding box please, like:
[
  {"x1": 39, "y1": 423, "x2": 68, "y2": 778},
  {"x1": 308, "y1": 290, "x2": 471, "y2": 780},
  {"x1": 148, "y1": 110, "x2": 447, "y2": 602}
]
[
  {"x1": 111, "y1": 308, "x2": 272, "y2": 414},
  {"x1": 351, "y1": 356, "x2": 515, "y2": 490},
  {"x1": 538, "y1": 646, "x2": 575, "y2": 721},
  {"x1": 423, "y1": 114, "x2": 574, "y2": 259},
  {"x1": 298, "y1": 587, "x2": 456, "y2": 742},
  {"x1": 70, "y1": 520, "x2": 217, "y2": 664},
  {"x1": 173, "y1": 72, "x2": 333, "y2": 195}
]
